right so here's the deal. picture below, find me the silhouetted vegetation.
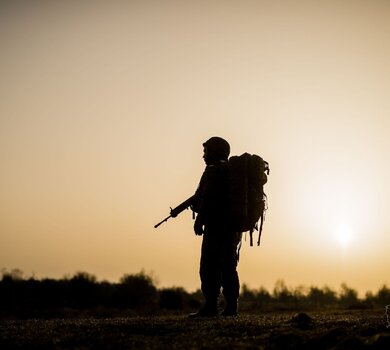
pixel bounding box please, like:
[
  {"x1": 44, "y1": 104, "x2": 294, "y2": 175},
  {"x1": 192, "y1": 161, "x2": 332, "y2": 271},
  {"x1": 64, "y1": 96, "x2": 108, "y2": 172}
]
[{"x1": 0, "y1": 269, "x2": 389, "y2": 319}]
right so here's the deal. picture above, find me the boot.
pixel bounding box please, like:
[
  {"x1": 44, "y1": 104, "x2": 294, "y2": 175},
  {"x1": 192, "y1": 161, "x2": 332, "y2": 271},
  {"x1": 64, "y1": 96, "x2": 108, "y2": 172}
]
[
  {"x1": 221, "y1": 300, "x2": 238, "y2": 317},
  {"x1": 188, "y1": 301, "x2": 218, "y2": 319}
]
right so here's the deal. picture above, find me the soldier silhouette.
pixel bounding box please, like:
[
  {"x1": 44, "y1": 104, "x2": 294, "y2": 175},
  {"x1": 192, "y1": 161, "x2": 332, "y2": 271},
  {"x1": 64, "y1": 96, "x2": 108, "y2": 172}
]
[{"x1": 189, "y1": 137, "x2": 242, "y2": 318}]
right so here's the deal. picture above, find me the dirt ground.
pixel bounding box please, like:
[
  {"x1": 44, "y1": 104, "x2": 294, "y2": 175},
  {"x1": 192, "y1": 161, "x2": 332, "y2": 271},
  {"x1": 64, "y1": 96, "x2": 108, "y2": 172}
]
[{"x1": 1, "y1": 309, "x2": 390, "y2": 349}]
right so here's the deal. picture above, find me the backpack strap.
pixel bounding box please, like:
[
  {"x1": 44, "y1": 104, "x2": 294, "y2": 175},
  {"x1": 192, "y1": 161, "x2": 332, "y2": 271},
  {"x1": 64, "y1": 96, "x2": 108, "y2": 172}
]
[
  {"x1": 237, "y1": 237, "x2": 242, "y2": 262},
  {"x1": 257, "y1": 194, "x2": 268, "y2": 246},
  {"x1": 249, "y1": 229, "x2": 254, "y2": 247},
  {"x1": 257, "y1": 214, "x2": 264, "y2": 246}
]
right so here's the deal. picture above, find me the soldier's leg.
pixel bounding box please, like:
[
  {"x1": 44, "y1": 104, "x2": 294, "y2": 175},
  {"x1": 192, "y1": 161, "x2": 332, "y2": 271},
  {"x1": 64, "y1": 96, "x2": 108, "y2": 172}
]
[
  {"x1": 199, "y1": 233, "x2": 222, "y2": 309},
  {"x1": 189, "y1": 233, "x2": 222, "y2": 318},
  {"x1": 221, "y1": 232, "x2": 241, "y2": 316}
]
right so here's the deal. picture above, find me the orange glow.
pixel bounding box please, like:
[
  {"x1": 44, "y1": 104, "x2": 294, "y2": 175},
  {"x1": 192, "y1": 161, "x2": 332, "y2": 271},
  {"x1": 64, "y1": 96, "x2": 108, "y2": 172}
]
[{"x1": 0, "y1": 0, "x2": 389, "y2": 294}]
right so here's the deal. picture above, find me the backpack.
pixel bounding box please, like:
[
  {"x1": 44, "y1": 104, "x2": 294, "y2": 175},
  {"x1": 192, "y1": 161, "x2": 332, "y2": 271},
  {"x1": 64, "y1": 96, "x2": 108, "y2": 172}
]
[{"x1": 229, "y1": 153, "x2": 269, "y2": 245}]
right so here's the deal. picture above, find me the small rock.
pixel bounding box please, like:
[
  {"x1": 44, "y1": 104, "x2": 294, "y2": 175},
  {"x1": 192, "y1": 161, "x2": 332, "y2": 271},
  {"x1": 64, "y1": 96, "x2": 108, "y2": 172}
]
[
  {"x1": 372, "y1": 333, "x2": 390, "y2": 349},
  {"x1": 290, "y1": 312, "x2": 313, "y2": 329}
]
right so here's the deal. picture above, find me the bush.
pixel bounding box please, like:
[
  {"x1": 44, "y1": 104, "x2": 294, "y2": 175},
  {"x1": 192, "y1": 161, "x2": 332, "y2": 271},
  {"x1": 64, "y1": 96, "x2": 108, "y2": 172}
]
[
  {"x1": 115, "y1": 271, "x2": 158, "y2": 309},
  {"x1": 159, "y1": 287, "x2": 187, "y2": 310},
  {"x1": 339, "y1": 283, "x2": 359, "y2": 308},
  {"x1": 1, "y1": 268, "x2": 389, "y2": 318}
]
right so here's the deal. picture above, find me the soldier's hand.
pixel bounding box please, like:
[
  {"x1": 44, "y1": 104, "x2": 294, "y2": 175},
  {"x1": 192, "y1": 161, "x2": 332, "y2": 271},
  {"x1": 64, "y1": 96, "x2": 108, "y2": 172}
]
[{"x1": 194, "y1": 217, "x2": 204, "y2": 236}]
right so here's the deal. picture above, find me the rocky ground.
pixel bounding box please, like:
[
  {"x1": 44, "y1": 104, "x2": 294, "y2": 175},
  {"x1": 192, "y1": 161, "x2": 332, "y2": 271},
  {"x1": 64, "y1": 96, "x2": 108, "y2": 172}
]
[{"x1": 1, "y1": 309, "x2": 390, "y2": 349}]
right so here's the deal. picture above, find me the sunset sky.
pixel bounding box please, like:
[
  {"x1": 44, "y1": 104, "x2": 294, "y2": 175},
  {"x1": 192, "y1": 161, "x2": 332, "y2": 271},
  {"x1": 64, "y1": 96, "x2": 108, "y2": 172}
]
[{"x1": 1, "y1": 0, "x2": 389, "y2": 295}]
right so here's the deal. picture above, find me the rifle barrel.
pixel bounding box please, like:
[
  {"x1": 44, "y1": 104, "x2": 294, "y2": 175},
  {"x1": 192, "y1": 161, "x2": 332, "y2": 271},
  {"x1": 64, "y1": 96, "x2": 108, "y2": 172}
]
[
  {"x1": 154, "y1": 215, "x2": 172, "y2": 228},
  {"x1": 154, "y1": 194, "x2": 195, "y2": 228}
]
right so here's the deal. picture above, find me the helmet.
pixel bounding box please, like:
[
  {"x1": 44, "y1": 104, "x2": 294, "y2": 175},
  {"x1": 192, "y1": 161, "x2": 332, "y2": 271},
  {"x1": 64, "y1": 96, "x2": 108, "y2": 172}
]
[{"x1": 203, "y1": 136, "x2": 230, "y2": 160}]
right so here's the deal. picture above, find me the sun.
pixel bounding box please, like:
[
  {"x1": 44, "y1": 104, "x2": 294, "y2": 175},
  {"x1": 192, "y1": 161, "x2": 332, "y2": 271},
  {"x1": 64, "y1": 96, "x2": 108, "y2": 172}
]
[{"x1": 334, "y1": 222, "x2": 353, "y2": 247}]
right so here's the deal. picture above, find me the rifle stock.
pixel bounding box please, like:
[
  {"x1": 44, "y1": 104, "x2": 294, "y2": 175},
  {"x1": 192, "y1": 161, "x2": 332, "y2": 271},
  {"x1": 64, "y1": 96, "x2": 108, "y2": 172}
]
[{"x1": 154, "y1": 195, "x2": 195, "y2": 228}]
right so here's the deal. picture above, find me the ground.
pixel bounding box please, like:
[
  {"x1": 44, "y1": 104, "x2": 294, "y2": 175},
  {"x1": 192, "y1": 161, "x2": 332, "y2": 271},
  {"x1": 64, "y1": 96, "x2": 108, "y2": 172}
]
[{"x1": 1, "y1": 309, "x2": 390, "y2": 349}]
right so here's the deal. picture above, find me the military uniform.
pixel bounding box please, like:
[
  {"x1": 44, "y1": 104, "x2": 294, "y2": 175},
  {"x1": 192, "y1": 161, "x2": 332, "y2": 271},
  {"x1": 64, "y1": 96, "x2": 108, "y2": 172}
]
[{"x1": 190, "y1": 137, "x2": 241, "y2": 317}]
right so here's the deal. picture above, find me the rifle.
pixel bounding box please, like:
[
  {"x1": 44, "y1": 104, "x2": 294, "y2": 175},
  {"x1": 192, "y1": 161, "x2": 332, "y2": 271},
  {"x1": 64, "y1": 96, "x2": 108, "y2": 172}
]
[{"x1": 154, "y1": 195, "x2": 195, "y2": 228}]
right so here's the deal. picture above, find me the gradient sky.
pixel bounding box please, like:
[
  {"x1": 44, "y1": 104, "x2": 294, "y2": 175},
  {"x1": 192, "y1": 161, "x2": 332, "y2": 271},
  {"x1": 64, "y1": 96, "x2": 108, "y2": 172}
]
[{"x1": 1, "y1": 0, "x2": 389, "y2": 295}]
